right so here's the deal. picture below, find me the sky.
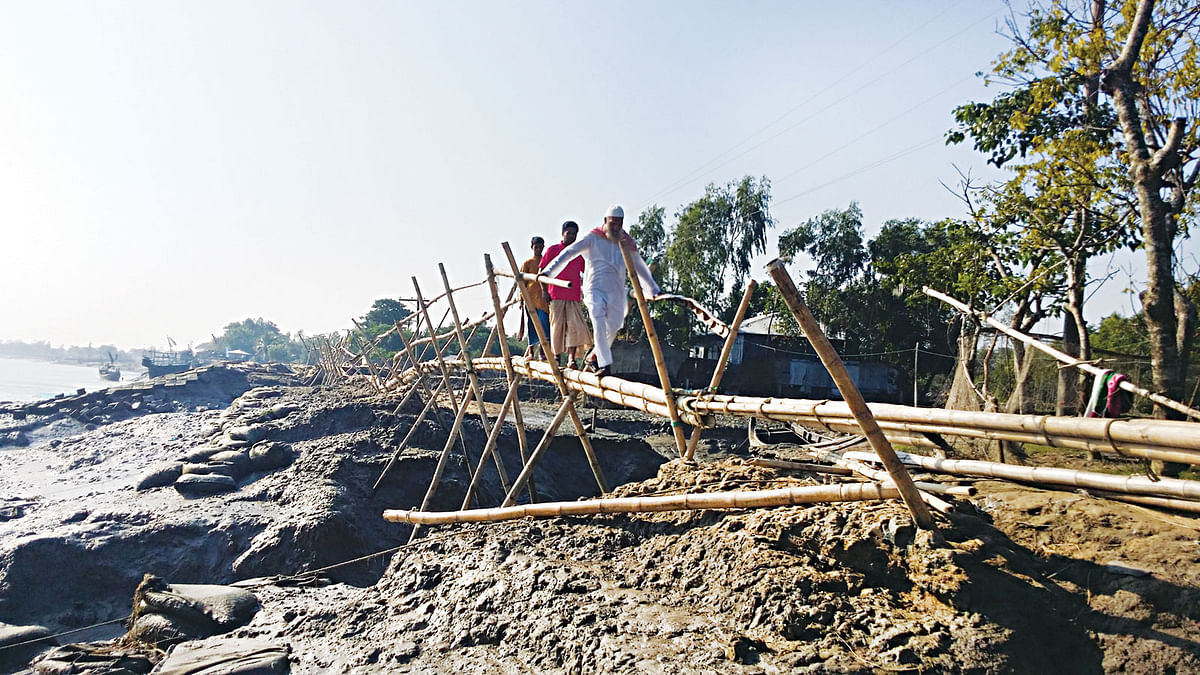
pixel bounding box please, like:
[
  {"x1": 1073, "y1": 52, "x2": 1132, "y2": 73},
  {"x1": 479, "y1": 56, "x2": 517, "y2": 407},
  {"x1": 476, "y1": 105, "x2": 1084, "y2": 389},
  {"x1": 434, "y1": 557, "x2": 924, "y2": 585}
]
[{"x1": 0, "y1": 1, "x2": 1182, "y2": 350}]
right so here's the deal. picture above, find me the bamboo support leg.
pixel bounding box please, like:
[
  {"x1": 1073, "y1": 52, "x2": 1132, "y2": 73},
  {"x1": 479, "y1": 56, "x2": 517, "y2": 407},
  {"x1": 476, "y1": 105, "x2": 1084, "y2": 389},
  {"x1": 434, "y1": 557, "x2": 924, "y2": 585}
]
[
  {"x1": 408, "y1": 384, "x2": 476, "y2": 543},
  {"x1": 485, "y1": 254, "x2": 538, "y2": 502},
  {"x1": 413, "y1": 280, "x2": 463, "y2": 418},
  {"x1": 685, "y1": 280, "x2": 756, "y2": 461},
  {"x1": 767, "y1": 259, "x2": 935, "y2": 530},
  {"x1": 439, "y1": 263, "x2": 510, "y2": 492},
  {"x1": 461, "y1": 375, "x2": 525, "y2": 508},
  {"x1": 501, "y1": 394, "x2": 579, "y2": 507},
  {"x1": 503, "y1": 242, "x2": 608, "y2": 494},
  {"x1": 372, "y1": 375, "x2": 453, "y2": 493},
  {"x1": 619, "y1": 243, "x2": 688, "y2": 458},
  {"x1": 349, "y1": 320, "x2": 387, "y2": 394}
]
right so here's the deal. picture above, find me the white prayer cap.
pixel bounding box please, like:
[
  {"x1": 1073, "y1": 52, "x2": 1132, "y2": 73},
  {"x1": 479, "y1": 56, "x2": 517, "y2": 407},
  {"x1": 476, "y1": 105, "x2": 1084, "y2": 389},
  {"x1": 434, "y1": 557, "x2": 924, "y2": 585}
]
[{"x1": 606, "y1": 204, "x2": 624, "y2": 219}]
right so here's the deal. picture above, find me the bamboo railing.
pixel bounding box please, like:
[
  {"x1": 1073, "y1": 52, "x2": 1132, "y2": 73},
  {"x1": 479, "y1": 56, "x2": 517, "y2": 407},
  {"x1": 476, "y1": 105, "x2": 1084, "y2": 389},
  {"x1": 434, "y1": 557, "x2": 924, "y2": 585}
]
[{"x1": 315, "y1": 243, "x2": 1200, "y2": 530}]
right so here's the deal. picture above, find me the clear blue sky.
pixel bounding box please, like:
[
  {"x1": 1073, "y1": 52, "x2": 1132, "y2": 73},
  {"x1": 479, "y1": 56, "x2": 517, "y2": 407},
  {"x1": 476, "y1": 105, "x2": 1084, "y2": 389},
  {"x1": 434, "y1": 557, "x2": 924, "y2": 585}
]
[{"x1": 0, "y1": 1, "x2": 1168, "y2": 350}]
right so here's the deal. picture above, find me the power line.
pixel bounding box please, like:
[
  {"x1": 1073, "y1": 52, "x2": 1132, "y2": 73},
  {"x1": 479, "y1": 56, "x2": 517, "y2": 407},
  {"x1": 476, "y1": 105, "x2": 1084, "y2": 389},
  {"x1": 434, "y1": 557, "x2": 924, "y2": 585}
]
[
  {"x1": 635, "y1": 1, "x2": 961, "y2": 209},
  {"x1": 634, "y1": 6, "x2": 1000, "y2": 214}
]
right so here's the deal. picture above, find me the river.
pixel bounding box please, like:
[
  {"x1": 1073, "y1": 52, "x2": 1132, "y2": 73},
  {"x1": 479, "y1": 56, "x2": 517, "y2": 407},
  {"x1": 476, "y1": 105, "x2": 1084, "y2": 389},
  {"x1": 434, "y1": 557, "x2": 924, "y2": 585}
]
[{"x1": 0, "y1": 356, "x2": 145, "y2": 403}]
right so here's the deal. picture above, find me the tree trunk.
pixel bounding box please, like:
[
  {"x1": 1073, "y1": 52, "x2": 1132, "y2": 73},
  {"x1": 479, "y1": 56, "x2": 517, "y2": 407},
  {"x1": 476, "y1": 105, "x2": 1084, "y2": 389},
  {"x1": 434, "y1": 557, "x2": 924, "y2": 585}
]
[
  {"x1": 1103, "y1": 0, "x2": 1188, "y2": 417},
  {"x1": 1058, "y1": 249, "x2": 1089, "y2": 416}
]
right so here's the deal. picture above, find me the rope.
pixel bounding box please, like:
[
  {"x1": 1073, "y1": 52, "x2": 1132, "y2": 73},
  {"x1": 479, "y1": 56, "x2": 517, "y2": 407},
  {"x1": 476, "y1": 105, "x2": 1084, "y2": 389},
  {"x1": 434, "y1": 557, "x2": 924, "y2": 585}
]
[{"x1": 0, "y1": 616, "x2": 131, "y2": 654}]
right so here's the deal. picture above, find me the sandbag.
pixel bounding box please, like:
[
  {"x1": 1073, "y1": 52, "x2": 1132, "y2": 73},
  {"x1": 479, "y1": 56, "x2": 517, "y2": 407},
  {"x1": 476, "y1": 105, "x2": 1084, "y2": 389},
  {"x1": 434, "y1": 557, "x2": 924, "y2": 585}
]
[
  {"x1": 0, "y1": 621, "x2": 55, "y2": 671},
  {"x1": 248, "y1": 442, "x2": 294, "y2": 472},
  {"x1": 174, "y1": 473, "x2": 236, "y2": 496},
  {"x1": 156, "y1": 639, "x2": 289, "y2": 675},
  {"x1": 208, "y1": 450, "x2": 252, "y2": 476},
  {"x1": 32, "y1": 642, "x2": 154, "y2": 674},
  {"x1": 136, "y1": 462, "x2": 183, "y2": 490}
]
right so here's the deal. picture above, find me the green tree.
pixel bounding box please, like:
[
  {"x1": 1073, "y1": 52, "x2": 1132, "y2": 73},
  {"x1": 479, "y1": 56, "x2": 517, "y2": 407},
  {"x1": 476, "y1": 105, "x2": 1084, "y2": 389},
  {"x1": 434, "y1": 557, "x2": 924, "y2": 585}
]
[
  {"x1": 644, "y1": 176, "x2": 774, "y2": 345},
  {"x1": 950, "y1": 0, "x2": 1200, "y2": 415}
]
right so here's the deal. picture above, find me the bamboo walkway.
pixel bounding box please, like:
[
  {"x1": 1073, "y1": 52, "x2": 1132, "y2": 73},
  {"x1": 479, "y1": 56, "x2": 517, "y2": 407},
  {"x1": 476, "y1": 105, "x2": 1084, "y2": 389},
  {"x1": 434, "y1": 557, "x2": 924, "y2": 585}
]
[{"x1": 310, "y1": 242, "x2": 1200, "y2": 531}]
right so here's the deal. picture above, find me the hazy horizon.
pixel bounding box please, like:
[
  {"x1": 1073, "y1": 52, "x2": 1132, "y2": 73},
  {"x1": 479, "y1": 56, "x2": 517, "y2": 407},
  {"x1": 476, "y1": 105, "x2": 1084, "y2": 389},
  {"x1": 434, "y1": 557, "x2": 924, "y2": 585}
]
[{"x1": 3, "y1": 1, "x2": 1185, "y2": 352}]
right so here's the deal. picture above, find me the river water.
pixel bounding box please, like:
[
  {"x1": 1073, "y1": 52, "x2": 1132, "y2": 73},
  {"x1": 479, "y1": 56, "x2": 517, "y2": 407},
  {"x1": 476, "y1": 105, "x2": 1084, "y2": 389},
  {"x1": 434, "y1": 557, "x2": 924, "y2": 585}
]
[{"x1": 0, "y1": 357, "x2": 145, "y2": 403}]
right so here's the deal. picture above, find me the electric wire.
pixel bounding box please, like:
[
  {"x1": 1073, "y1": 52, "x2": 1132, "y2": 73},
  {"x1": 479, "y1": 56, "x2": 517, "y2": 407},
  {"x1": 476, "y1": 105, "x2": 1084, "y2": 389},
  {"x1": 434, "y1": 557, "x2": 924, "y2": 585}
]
[{"x1": 635, "y1": 7, "x2": 1000, "y2": 214}]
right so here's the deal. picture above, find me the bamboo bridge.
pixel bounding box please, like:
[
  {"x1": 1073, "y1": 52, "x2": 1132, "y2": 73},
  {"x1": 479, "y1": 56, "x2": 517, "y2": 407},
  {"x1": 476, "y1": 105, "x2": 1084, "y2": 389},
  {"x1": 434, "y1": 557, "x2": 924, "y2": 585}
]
[{"x1": 310, "y1": 242, "x2": 1200, "y2": 532}]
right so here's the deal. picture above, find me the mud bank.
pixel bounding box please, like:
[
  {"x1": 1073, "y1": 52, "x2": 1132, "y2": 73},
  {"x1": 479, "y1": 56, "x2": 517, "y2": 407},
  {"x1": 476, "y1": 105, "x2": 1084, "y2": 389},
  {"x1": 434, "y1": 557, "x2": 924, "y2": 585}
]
[{"x1": 1, "y1": 370, "x2": 1198, "y2": 672}]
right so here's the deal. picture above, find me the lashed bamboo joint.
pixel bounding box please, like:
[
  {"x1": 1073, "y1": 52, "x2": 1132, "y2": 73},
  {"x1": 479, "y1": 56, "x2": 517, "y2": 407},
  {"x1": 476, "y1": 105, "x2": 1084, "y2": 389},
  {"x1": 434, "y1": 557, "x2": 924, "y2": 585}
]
[{"x1": 316, "y1": 241, "x2": 1200, "y2": 533}]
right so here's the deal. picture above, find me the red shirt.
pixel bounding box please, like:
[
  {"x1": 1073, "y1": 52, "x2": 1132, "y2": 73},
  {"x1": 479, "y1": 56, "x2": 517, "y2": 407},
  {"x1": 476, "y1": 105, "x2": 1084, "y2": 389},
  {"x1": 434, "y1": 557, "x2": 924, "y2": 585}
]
[{"x1": 541, "y1": 241, "x2": 584, "y2": 302}]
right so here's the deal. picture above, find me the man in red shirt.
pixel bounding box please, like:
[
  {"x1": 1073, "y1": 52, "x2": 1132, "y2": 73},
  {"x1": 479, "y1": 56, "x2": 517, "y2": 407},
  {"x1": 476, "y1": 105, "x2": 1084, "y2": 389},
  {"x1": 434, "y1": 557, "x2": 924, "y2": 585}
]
[{"x1": 540, "y1": 221, "x2": 592, "y2": 367}]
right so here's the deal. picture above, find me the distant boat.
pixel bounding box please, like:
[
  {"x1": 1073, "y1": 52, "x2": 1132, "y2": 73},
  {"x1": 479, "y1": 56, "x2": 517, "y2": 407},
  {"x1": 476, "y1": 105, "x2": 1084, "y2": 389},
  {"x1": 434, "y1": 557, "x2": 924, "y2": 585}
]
[
  {"x1": 99, "y1": 351, "x2": 121, "y2": 381},
  {"x1": 141, "y1": 349, "x2": 194, "y2": 378}
]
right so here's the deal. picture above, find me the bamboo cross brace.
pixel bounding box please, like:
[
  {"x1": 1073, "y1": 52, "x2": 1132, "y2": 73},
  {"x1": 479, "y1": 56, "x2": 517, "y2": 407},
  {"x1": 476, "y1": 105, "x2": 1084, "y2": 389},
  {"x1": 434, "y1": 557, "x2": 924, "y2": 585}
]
[
  {"x1": 619, "y1": 242, "x2": 688, "y2": 458},
  {"x1": 484, "y1": 254, "x2": 537, "y2": 502},
  {"x1": 372, "y1": 373, "x2": 456, "y2": 494},
  {"x1": 685, "y1": 280, "x2": 756, "y2": 460},
  {"x1": 438, "y1": 262, "x2": 510, "y2": 493},
  {"x1": 501, "y1": 394, "x2": 579, "y2": 507},
  {"x1": 408, "y1": 383, "x2": 477, "y2": 543},
  {"x1": 767, "y1": 259, "x2": 935, "y2": 530},
  {"x1": 461, "y1": 374, "x2": 525, "y2": 509},
  {"x1": 412, "y1": 278, "x2": 463, "y2": 419},
  {"x1": 349, "y1": 319, "x2": 388, "y2": 395},
  {"x1": 385, "y1": 482, "x2": 901, "y2": 525},
  {"x1": 392, "y1": 318, "x2": 460, "y2": 438},
  {"x1": 502, "y1": 241, "x2": 609, "y2": 494}
]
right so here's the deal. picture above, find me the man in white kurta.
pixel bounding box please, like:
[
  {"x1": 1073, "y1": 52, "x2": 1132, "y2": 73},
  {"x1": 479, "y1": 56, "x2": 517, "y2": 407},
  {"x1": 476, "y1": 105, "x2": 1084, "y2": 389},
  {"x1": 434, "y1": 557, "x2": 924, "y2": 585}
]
[{"x1": 541, "y1": 204, "x2": 660, "y2": 375}]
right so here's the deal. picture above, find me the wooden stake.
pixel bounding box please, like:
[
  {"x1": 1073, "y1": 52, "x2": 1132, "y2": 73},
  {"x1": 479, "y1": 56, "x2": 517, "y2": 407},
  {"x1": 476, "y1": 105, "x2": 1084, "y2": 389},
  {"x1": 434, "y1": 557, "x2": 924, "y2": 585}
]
[
  {"x1": 618, "y1": 242, "x2": 688, "y2": 458},
  {"x1": 385, "y1": 482, "x2": 901, "y2": 525},
  {"x1": 766, "y1": 259, "x2": 935, "y2": 530},
  {"x1": 685, "y1": 280, "x2": 756, "y2": 460},
  {"x1": 502, "y1": 242, "x2": 608, "y2": 495}
]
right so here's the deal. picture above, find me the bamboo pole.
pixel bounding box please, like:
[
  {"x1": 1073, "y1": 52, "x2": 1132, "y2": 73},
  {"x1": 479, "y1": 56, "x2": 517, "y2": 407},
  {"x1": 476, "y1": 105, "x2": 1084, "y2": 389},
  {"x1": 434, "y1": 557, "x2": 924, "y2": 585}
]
[
  {"x1": 412, "y1": 279, "x2": 463, "y2": 419},
  {"x1": 484, "y1": 254, "x2": 537, "y2": 503},
  {"x1": 687, "y1": 395, "x2": 1200, "y2": 457},
  {"x1": 349, "y1": 319, "x2": 388, "y2": 395},
  {"x1": 619, "y1": 242, "x2": 688, "y2": 458},
  {"x1": 767, "y1": 259, "x2": 935, "y2": 529},
  {"x1": 924, "y1": 286, "x2": 1200, "y2": 421},
  {"x1": 385, "y1": 482, "x2": 901, "y2": 525},
  {"x1": 492, "y1": 269, "x2": 574, "y2": 289},
  {"x1": 371, "y1": 375, "x2": 454, "y2": 494},
  {"x1": 461, "y1": 375, "x2": 524, "y2": 509},
  {"x1": 685, "y1": 280, "x2": 756, "y2": 460},
  {"x1": 746, "y1": 458, "x2": 854, "y2": 475},
  {"x1": 393, "y1": 313, "x2": 459, "y2": 444},
  {"x1": 408, "y1": 384, "x2": 476, "y2": 543},
  {"x1": 471, "y1": 356, "x2": 705, "y2": 426},
  {"x1": 500, "y1": 394, "x2": 578, "y2": 507},
  {"x1": 502, "y1": 242, "x2": 609, "y2": 494},
  {"x1": 1085, "y1": 489, "x2": 1200, "y2": 514},
  {"x1": 844, "y1": 449, "x2": 1200, "y2": 501},
  {"x1": 438, "y1": 262, "x2": 510, "y2": 493},
  {"x1": 472, "y1": 357, "x2": 707, "y2": 426}
]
